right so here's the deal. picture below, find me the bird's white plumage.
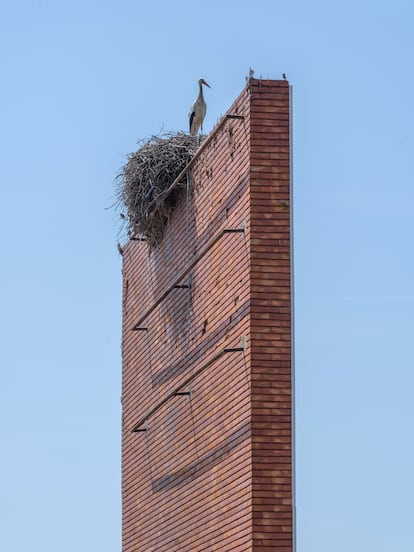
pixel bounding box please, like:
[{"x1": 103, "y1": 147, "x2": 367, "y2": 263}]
[{"x1": 189, "y1": 78, "x2": 210, "y2": 135}]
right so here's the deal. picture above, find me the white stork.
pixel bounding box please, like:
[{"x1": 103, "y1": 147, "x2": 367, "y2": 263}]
[{"x1": 189, "y1": 78, "x2": 211, "y2": 135}]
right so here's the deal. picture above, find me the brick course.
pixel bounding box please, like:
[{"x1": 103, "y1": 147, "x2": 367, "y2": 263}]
[{"x1": 122, "y1": 79, "x2": 292, "y2": 551}]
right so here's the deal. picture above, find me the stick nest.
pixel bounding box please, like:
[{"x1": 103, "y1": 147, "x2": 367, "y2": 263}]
[{"x1": 116, "y1": 132, "x2": 203, "y2": 247}]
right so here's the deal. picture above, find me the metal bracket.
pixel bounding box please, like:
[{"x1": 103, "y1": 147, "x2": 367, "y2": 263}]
[
  {"x1": 175, "y1": 386, "x2": 192, "y2": 399},
  {"x1": 227, "y1": 114, "x2": 245, "y2": 120},
  {"x1": 134, "y1": 420, "x2": 148, "y2": 433}
]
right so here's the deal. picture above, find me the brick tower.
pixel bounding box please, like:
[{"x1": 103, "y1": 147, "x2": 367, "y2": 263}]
[{"x1": 121, "y1": 78, "x2": 293, "y2": 551}]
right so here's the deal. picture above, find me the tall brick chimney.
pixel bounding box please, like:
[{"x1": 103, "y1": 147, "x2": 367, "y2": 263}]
[{"x1": 121, "y1": 79, "x2": 293, "y2": 551}]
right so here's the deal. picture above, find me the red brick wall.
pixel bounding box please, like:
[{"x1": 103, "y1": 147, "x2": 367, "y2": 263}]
[
  {"x1": 121, "y1": 79, "x2": 292, "y2": 551},
  {"x1": 250, "y1": 81, "x2": 293, "y2": 551}
]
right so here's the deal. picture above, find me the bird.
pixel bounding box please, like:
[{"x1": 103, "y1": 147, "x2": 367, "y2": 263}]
[
  {"x1": 246, "y1": 67, "x2": 255, "y2": 82},
  {"x1": 189, "y1": 78, "x2": 211, "y2": 135},
  {"x1": 282, "y1": 73, "x2": 287, "y2": 80}
]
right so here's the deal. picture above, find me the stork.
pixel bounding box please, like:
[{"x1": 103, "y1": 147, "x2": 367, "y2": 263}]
[{"x1": 189, "y1": 78, "x2": 211, "y2": 135}]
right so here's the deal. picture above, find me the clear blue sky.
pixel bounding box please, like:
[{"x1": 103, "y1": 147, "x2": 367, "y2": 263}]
[{"x1": 1, "y1": 1, "x2": 413, "y2": 551}]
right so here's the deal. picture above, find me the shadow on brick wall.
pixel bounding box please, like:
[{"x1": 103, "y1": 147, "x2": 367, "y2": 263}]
[
  {"x1": 151, "y1": 421, "x2": 250, "y2": 492},
  {"x1": 151, "y1": 298, "x2": 249, "y2": 387}
]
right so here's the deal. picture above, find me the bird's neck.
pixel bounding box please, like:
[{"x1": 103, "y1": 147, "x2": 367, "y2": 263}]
[{"x1": 198, "y1": 82, "x2": 204, "y2": 99}]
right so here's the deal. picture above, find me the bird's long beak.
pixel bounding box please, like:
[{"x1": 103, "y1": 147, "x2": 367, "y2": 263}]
[{"x1": 201, "y1": 79, "x2": 211, "y2": 88}]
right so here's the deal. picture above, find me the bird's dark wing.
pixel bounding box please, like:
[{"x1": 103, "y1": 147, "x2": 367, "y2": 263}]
[{"x1": 189, "y1": 109, "x2": 195, "y2": 133}]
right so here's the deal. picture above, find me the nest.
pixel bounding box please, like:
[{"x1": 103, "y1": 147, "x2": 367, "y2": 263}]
[{"x1": 116, "y1": 132, "x2": 203, "y2": 247}]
